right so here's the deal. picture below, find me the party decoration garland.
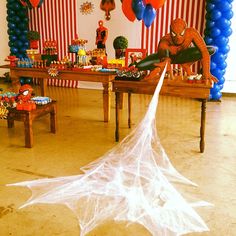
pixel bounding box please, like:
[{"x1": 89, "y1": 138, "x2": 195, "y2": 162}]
[
  {"x1": 122, "y1": 0, "x2": 166, "y2": 27},
  {"x1": 204, "y1": 0, "x2": 234, "y2": 100}
]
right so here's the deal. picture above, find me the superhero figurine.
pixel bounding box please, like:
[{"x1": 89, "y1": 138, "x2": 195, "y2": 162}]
[
  {"x1": 95, "y1": 20, "x2": 108, "y2": 49},
  {"x1": 140, "y1": 18, "x2": 218, "y2": 84},
  {"x1": 16, "y1": 84, "x2": 36, "y2": 111}
]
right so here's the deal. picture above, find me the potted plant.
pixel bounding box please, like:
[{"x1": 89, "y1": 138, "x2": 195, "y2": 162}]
[
  {"x1": 27, "y1": 31, "x2": 40, "y2": 49},
  {"x1": 113, "y1": 36, "x2": 128, "y2": 59}
]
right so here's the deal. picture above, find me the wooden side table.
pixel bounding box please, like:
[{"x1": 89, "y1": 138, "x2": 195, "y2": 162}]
[
  {"x1": 112, "y1": 79, "x2": 212, "y2": 153},
  {"x1": 7, "y1": 101, "x2": 57, "y2": 148}
]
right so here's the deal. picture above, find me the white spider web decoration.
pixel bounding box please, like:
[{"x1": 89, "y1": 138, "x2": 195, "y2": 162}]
[{"x1": 8, "y1": 65, "x2": 210, "y2": 236}]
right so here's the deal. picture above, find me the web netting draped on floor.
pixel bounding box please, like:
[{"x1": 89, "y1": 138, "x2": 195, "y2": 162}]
[{"x1": 8, "y1": 65, "x2": 210, "y2": 236}]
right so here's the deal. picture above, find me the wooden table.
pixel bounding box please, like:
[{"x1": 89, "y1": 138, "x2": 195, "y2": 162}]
[
  {"x1": 7, "y1": 101, "x2": 57, "y2": 148},
  {"x1": 0, "y1": 65, "x2": 116, "y2": 122},
  {"x1": 113, "y1": 78, "x2": 212, "y2": 153}
]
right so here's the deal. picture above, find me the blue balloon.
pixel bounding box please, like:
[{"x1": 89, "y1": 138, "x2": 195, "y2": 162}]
[
  {"x1": 8, "y1": 22, "x2": 16, "y2": 29},
  {"x1": 9, "y1": 34, "x2": 17, "y2": 41},
  {"x1": 223, "y1": 10, "x2": 234, "y2": 20},
  {"x1": 216, "y1": 1, "x2": 231, "y2": 11},
  {"x1": 132, "y1": 0, "x2": 145, "y2": 20},
  {"x1": 24, "y1": 41, "x2": 29, "y2": 47},
  {"x1": 19, "y1": 22, "x2": 27, "y2": 30},
  {"x1": 217, "y1": 76, "x2": 225, "y2": 85},
  {"x1": 143, "y1": 4, "x2": 156, "y2": 28},
  {"x1": 221, "y1": 69, "x2": 226, "y2": 76},
  {"x1": 213, "y1": 36, "x2": 229, "y2": 47},
  {"x1": 211, "y1": 67, "x2": 224, "y2": 78},
  {"x1": 206, "y1": 3, "x2": 215, "y2": 11},
  {"x1": 211, "y1": 84, "x2": 220, "y2": 93},
  {"x1": 13, "y1": 3, "x2": 21, "y2": 10},
  {"x1": 13, "y1": 16, "x2": 21, "y2": 22},
  {"x1": 14, "y1": 28, "x2": 22, "y2": 36},
  {"x1": 15, "y1": 40, "x2": 23, "y2": 48},
  {"x1": 22, "y1": 18, "x2": 29, "y2": 24},
  {"x1": 8, "y1": 41, "x2": 14, "y2": 47},
  {"x1": 221, "y1": 27, "x2": 232, "y2": 37},
  {"x1": 216, "y1": 17, "x2": 231, "y2": 28},
  {"x1": 218, "y1": 84, "x2": 224, "y2": 90},
  {"x1": 218, "y1": 45, "x2": 230, "y2": 54},
  {"x1": 19, "y1": 34, "x2": 27, "y2": 42},
  {"x1": 210, "y1": 61, "x2": 217, "y2": 70},
  {"x1": 212, "y1": 52, "x2": 225, "y2": 64},
  {"x1": 210, "y1": 9, "x2": 222, "y2": 20},
  {"x1": 19, "y1": 47, "x2": 28, "y2": 53},
  {"x1": 210, "y1": 27, "x2": 221, "y2": 37},
  {"x1": 7, "y1": 9, "x2": 15, "y2": 16},
  {"x1": 206, "y1": 20, "x2": 215, "y2": 28},
  {"x1": 7, "y1": 29, "x2": 14, "y2": 35},
  {"x1": 10, "y1": 47, "x2": 18, "y2": 54},
  {"x1": 204, "y1": 36, "x2": 213, "y2": 44},
  {"x1": 17, "y1": 11, "x2": 27, "y2": 18},
  {"x1": 211, "y1": 91, "x2": 222, "y2": 100},
  {"x1": 217, "y1": 61, "x2": 227, "y2": 70}
]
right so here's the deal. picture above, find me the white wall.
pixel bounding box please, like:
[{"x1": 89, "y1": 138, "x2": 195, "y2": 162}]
[
  {"x1": 0, "y1": 1, "x2": 10, "y2": 76},
  {"x1": 77, "y1": 0, "x2": 142, "y2": 59},
  {"x1": 222, "y1": 1, "x2": 236, "y2": 93}
]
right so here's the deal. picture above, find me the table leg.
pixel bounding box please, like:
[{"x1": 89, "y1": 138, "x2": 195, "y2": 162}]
[
  {"x1": 115, "y1": 92, "x2": 120, "y2": 142},
  {"x1": 50, "y1": 104, "x2": 57, "y2": 133},
  {"x1": 128, "y1": 92, "x2": 131, "y2": 128},
  {"x1": 102, "y1": 82, "x2": 111, "y2": 122},
  {"x1": 24, "y1": 112, "x2": 33, "y2": 148},
  {"x1": 119, "y1": 92, "x2": 124, "y2": 109},
  {"x1": 200, "y1": 99, "x2": 206, "y2": 153},
  {"x1": 7, "y1": 116, "x2": 14, "y2": 128}
]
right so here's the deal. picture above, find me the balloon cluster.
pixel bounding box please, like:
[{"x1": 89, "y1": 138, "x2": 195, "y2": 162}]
[
  {"x1": 204, "y1": 0, "x2": 234, "y2": 100},
  {"x1": 6, "y1": 0, "x2": 29, "y2": 58},
  {"x1": 121, "y1": 0, "x2": 166, "y2": 27},
  {"x1": 19, "y1": 0, "x2": 44, "y2": 8}
]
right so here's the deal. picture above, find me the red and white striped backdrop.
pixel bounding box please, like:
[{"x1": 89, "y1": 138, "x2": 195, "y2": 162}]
[
  {"x1": 28, "y1": 0, "x2": 79, "y2": 87},
  {"x1": 28, "y1": 0, "x2": 77, "y2": 60},
  {"x1": 28, "y1": 0, "x2": 207, "y2": 86}
]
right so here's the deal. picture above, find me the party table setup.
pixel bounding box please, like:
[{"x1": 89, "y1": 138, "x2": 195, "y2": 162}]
[{"x1": 2, "y1": 0, "x2": 235, "y2": 236}]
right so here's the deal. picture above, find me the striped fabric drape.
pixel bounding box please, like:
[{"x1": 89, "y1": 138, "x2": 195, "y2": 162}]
[
  {"x1": 28, "y1": 0, "x2": 79, "y2": 87},
  {"x1": 28, "y1": 0, "x2": 77, "y2": 60}
]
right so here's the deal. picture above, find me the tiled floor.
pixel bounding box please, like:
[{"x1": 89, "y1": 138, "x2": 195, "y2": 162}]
[{"x1": 0, "y1": 82, "x2": 236, "y2": 235}]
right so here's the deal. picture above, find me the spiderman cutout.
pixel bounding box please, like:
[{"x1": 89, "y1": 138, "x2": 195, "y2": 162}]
[{"x1": 145, "y1": 18, "x2": 218, "y2": 84}]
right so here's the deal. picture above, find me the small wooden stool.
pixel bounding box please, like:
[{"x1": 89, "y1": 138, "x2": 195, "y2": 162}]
[{"x1": 7, "y1": 101, "x2": 57, "y2": 148}]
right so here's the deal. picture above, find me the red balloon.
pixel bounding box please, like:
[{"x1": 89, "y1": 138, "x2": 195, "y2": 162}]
[
  {"x1": 19, "y1": 0, "x2": 27, "y2": 6},
  {"x1": 122, "y1": 0, "x2": 136, "y2": 22},
  {"x1": 144, "y1": 0, "x2": 166, "y2": 9},
  {"x1": 29, "y1": 0, "x2": 40, "y2": 7}
]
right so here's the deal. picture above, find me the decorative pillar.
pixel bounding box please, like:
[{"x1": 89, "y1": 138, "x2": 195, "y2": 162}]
[
  {"x1": 6, "y1": 0, "x2": 29, "y2": 58},
  {"x1": 204, "y1": 0, "x2": 234, "y2": 100}
]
